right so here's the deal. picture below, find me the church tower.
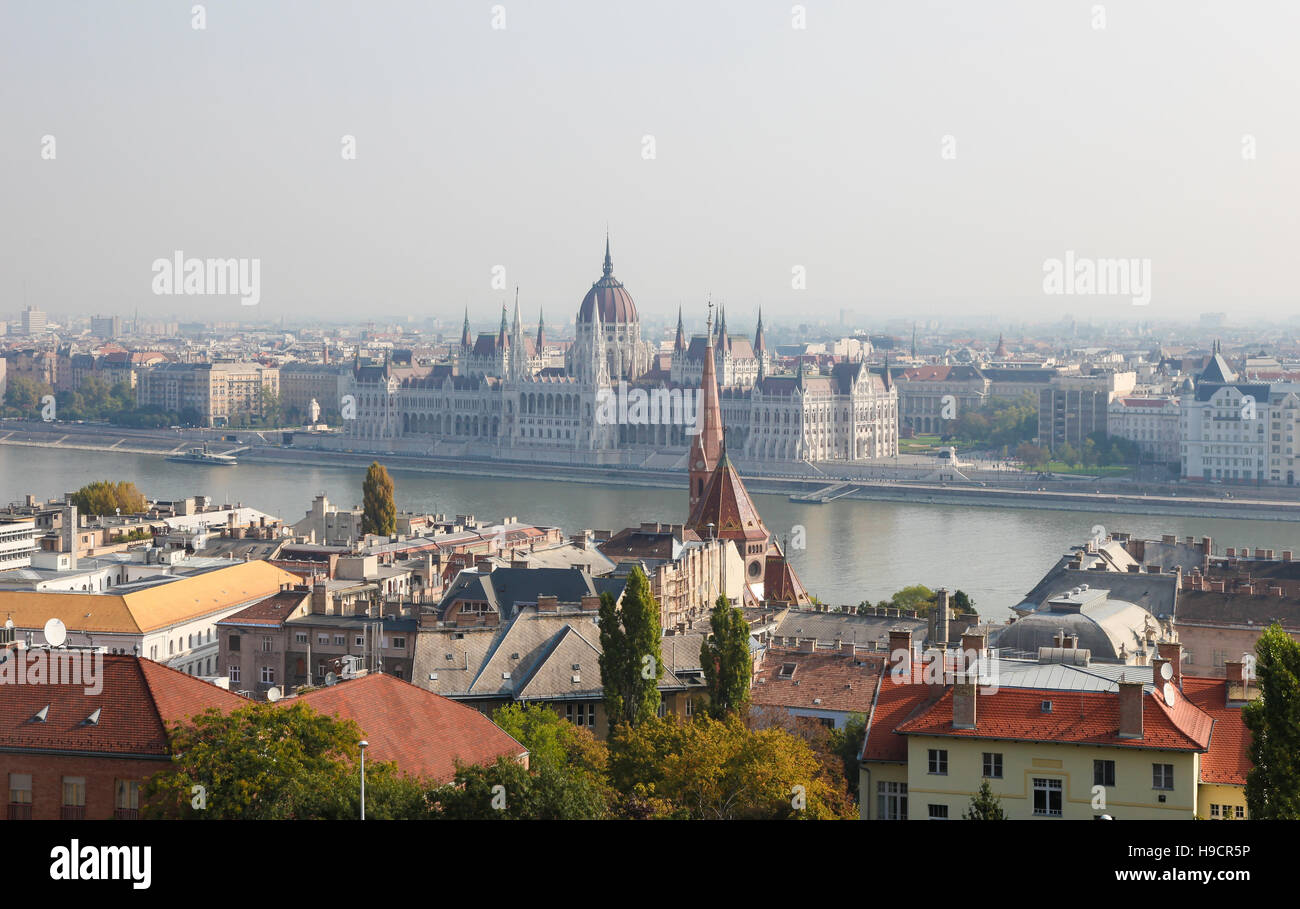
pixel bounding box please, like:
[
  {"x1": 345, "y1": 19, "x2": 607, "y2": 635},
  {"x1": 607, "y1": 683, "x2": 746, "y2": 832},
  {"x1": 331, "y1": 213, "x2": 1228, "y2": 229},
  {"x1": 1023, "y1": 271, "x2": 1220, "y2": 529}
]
[{"x1": 689, "y1": 306, "x2": 723, "y2": 514}]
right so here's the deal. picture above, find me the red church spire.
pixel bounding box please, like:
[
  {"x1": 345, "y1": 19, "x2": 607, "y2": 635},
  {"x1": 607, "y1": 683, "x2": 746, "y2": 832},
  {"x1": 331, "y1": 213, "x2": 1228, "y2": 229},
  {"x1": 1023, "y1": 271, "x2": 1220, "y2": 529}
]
[{"x1": 689, "y1": 304, "x2": 724, "y2": 514}]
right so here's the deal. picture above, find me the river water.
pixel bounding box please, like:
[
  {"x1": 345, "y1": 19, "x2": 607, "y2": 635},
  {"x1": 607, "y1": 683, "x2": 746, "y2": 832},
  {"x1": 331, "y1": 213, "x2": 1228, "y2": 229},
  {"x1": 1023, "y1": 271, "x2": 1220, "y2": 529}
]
[{"x1": 4, "y1": 445, "x2": 1298, "y2": 621}]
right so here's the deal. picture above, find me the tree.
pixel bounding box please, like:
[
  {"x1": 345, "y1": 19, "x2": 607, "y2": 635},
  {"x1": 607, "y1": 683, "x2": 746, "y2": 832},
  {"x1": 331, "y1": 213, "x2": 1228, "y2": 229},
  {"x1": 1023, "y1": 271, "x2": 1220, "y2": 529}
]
[
  {"x1": 607, "y1": 714, "x2": 855, "y2": 819},
  {"x1": 70, "y1": 480, "x2": 147, "y2": 516},
  {"x1": 827, "y1": 713, "x2": 868, "y2": 797},
  {"x1": 490, "y1": 703, "x2": 612, "y2": 809},
  {"x1": 700, "y1": 594, "x2": 753, "y2": 718},
  {"x1": 1243, "y1": 623, "x2": 1300, "y2": 819},
  {"x1": 143, "y1": 702, "x2": 426, "y2": 819},
  {"x1": 430, "y1": 753, "x2": 610, "y2": 820},
  {"x1": 361, "y1": 461, "x2": 396, "y2": 537},
  {"x1": 964, "y1": 779, "x2": 1007, "y2": 819},
  {"x1": 951, "y1": 589, "x2": 977, "y2": 616},
  {"x1": 598, "y1": 565, "x2": 663, "y2": 733}
]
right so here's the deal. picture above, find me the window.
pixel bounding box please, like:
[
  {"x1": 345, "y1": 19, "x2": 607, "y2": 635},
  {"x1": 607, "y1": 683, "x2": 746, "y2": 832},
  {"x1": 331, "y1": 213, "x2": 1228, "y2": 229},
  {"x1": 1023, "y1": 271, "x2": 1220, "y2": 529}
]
[
  {"x1": 928, "y1": 804, "x2": 949, "y2": 820},
  {"x1": 318, "y1": 634, "x2": 329, "y2": 645},
  {"x1": 1033, "y1": 778, "x2": 1063, "y2": 817},
  {"x1": 982, "y1": 752, "x2": 1003, "y2": 778},
  {"x1": 392, "y1": 637, "x2": 406, "y2": 649},
  {"x1": 229, "y1": 634, "x2": 240, "y2": 652},
  {"x1": 685, "y1": 697, "x2": 693, "y2": 717},
  {"x1": 261, "y1": 666, "x2": 275, "y2": 684},
  {"x1": 1210, "y1": 803, "x2": 1222, "y2": 818},
  {"x1": 1152, "y1": 764, "x2": 1174, "y2": 790},
  {"x1": 927, "y1": 749, "x2": 948, "y2": 775},
  {"x1": 229, "y1": 665, "x2": 241, "y2": 683},
  {"x1": 115, "y1": 780, "x2": 141, "y2": 819},
  {"x1": 295, "y1": 633, "x2": 308, "y2": 644},
  {"x1": 1093, "y1": 760, "x2": 1116, "y2": 787},
  {"x1": 355, "y1": 636, "x2": 365, "y2": 647},
  {"x1": 262, "y1": 636, "x2": 273, "y2": 652},
  {"x1": 1234, "y1": 805, "x2": 1245, "y2": 819},
  {"x1": 61, "y1": 777, "x2": 86, "y2": 820},
  {"x1": 878, "y1": 781, "x2": 907, "y2": 820},
  {"x1": 8, "y1": 774, "x2": 32, "y2": 820},
  {"x1": 335, "y1": 635, "x2": 345, "y2": 646}
]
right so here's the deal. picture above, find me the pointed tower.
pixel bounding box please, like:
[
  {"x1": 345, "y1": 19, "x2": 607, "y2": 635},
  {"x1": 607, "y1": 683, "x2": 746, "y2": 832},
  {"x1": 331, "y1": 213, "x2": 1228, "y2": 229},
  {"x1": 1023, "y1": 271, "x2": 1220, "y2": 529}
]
[
  {"x1": 911, "y1": 322, "x2": 917, "y2": 360},
  {"x1": 689, "y1": 306, "x2": 723, "y2": 515},
  {"x1": 674, "y1": 306, "x2": 686, "y2": 353},
  {"x1": 882, "y1": 352, "x2": 892, "y2": 392},
  {"x1": 461, "y1": 307, "x2": 472, "y2": 348},
  {"x1": 754, "y1": 307, "x2": 767, "y2": 381},
  {"x1": 994, "y1": 333, "x2": 1008, "y2": 359},
  {"x1": 536, "y1": 309, "x2": 545, "y2": 354},
  {"x1": 509, "y1": 290, "x2": 525, "y2": 381}
]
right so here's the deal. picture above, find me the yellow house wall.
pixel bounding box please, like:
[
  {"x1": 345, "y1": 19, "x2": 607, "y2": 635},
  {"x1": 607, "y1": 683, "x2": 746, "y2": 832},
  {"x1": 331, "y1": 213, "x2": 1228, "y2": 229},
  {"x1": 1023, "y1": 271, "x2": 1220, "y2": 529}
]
[
  {"x1": 858, "y1": 761, "x2": 909, "y2": 820},
  {"x1": 904, "y1": 735, "x2": 1200, "y2": 819},
  {"x1": 1197, "y1": 782, "x2": 1248, "y2": 820}
]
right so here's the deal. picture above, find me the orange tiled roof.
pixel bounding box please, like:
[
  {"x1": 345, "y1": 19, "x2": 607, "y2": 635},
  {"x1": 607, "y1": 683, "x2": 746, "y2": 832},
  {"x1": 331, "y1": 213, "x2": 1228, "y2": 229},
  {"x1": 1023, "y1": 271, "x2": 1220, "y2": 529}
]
[
  {"x1": 0, "y1": 655, "x2": 242, "y2": 756},
  {"x1": 753, "y1": 648, "x2": 882, "y2": 713},
  {"x1": 895, "y1": 686, "x2": 1212, "y2": 752},
  {"x1": 1182, "y1": 676, "x2": 1252, "y2": 786},
  {"x1": 289, "y1": 673, "x2": 526, "y2": 783}
]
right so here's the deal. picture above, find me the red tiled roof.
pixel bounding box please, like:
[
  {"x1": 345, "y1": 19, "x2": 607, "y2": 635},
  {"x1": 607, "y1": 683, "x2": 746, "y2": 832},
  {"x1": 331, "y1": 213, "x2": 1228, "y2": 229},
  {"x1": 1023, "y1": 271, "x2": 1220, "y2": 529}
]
[
  {"x1": 0, "y1": 654, "x2": 242, "y2": 757},
  {"x1": 289, "y1": 673, "x2": 526, "y2": 783},
  {"x1": 860, "y1": 676, "x2": 931, "y2": 762},
  {"x1": 753, "y1": 648, "x2": 882, "y2": 713},
  {"x1": 1182, "y1": 676, "x2": 1252, "y2": 786},
  {"x1": 896, "y1": 686, "x2": 1212, "y2": 752}
]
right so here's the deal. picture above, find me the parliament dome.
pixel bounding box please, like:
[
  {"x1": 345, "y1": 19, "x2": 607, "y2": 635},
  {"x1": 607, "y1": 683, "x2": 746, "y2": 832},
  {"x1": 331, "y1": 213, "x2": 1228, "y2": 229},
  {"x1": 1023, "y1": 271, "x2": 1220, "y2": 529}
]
[{"x1": 577, "y1": 238, "x2": 638, "y2": 325}]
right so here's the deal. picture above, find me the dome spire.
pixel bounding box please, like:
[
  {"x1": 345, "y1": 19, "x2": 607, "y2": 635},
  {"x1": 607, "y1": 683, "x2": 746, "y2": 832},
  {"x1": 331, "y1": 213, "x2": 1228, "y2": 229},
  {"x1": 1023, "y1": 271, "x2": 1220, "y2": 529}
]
[{"x1": 603, "y1": 232, "x2": 613, "y2": 279}]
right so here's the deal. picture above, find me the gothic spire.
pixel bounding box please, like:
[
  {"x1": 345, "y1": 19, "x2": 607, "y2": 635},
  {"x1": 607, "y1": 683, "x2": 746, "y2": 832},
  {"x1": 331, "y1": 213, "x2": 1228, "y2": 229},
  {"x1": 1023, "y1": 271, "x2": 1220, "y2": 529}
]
[
  {"x1": 602, "y1": 232, "x2": 613, "y2": 279},
  {"x1": 461, "y1": 307, "x2": 472, "y2": 347},
  {"x1": 536, "y1": 308, "x2": 545, "y2": 351},
  {"x1": 674, "y1": 305, "x2": 686, "y2": 353}
]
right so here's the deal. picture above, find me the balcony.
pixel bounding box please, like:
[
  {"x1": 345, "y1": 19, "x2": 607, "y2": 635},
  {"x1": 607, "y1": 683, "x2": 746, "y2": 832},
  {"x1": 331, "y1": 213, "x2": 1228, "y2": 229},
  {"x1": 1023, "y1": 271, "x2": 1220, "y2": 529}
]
[
  {"x1": 114, "y1": 807, "x2": 140, "y2": 820},
  {"x1": 7, "y1": 803, "x2": 31, "y2": 820},
  {"x1": 60, "y1": 805, "x2": 86, "y2": 821}
]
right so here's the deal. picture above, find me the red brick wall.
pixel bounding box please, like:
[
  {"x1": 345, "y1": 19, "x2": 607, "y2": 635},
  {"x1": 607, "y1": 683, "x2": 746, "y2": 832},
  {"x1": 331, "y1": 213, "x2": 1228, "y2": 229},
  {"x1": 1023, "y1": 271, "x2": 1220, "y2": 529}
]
[{"x1": 0, "y1": 752, "x2": 168, "y2": 820}]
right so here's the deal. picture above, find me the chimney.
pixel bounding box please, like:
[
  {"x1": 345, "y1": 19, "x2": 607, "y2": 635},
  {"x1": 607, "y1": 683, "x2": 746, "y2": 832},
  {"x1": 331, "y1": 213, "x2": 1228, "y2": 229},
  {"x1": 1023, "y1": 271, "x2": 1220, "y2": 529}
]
[
  {"x1": 840, "y1": 640, "x2": 856, "y2": 655},
  {"x1": 579, "y1": 594, "x2": 600, "y2": 612},
  {"x1": 1151, "y1": 656, "x2": 1169, "y2": 691},
  {"x1": 935, "y1": 588, "x2": 951, "y2": 646},
  {"x1": 960, "y1": 632, "x2": 986, "y2": 673},
  {"x1": 1225, "y1": 660, "x2": 1248, "y2": 702},
  {"x1": 1283, "y1": 551, "x2": 1293, "y2": 562},
  {"x1": 1118, "y1": 680, "x2": 1144, "y2": 740},
  {"x1": 1157, "y1": 641, "x2": 1182, "y2": 688},
  {"x1": 536, "y1": 595, "x2": 559, "y2": 613},
  {"x1": 887, "y1": 630, "x2": 912, "y2": 672},
  {"x1": 952, "y1": 677, "x2": 977, "y2": 730},
  {"x1": 1201, "y1": 536, "x2": 1213, "y2": 554},
  {"x1": 800, "y1": 638, "x2": 816, "y2": 653}
]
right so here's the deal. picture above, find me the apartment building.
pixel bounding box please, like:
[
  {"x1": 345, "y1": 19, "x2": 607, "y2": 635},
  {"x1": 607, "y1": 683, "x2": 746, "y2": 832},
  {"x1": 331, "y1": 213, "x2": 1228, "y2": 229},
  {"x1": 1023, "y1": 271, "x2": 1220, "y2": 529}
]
[
  {"x1": 135, "y1": 360, "x2": 279, "y2": 426},
  {"x1": 1107, "y1": 395, "x2": 1180, "y2": 464}
]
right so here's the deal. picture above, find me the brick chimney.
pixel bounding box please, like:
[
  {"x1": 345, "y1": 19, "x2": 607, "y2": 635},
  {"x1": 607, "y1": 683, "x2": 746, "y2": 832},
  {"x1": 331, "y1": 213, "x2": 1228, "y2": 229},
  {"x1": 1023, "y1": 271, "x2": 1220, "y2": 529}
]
[
  {"x1": 934, "y1": 588, "x2": 951, "y2": 646},
  {"x1": 1156, "y1": 641, "x2": 1182, "y2": 688},
  {"x1": 960, "y1": 632, "x2": 986, "y2": 673},
  {"x1": 1151, "y1": 657, "x2": 1169, "y2": 692},
  {"x1": 952, "y1": 677, "x2": 977, "y2": 730},
  {"x1": 887, "y1": 630, "x2": 912, "y2": 672},
  {"x1": 1118, "y1": 680, "x2": 1144, "y2": 740},
  {"x1": 579, "y1": 594, "x2": 600, "y2": 612},
  {"x1": 537, "y1": 595, "x2": 559, "y2": 613}
]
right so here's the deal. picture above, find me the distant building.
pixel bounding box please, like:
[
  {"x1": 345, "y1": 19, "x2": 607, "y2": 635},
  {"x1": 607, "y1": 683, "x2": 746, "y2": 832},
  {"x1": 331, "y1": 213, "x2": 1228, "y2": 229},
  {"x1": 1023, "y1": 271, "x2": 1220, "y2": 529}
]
[
  {"x1": 19, "y1": 307, "x2": 46, "y2": 336},
  {"x1": 89, "y1": 315, "x2": 121, "y2": 338},
  {"x1": 135, "y1": 360, "x2": 279, "y2": 426},
  {"x1": 1038, "y1": 371, "x2": 1136, "y2": 451},
  {"x1": 1108, "y1": 395, "x2": 1181, "y2": 464}
]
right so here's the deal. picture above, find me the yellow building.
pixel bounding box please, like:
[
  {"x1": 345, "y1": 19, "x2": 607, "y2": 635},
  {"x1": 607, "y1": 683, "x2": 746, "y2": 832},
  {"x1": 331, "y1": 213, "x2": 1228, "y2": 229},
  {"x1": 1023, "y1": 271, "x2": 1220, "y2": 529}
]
[{"x1": 859, "y1": 634, "x2": 1252, "y2": 820}]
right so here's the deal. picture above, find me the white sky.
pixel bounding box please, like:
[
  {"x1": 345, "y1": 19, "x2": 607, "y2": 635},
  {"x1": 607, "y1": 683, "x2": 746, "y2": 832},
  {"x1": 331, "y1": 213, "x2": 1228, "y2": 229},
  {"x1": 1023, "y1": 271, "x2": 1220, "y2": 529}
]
[{"x1": 3, "y1": 0, "x2": 1297, "y2": 330}]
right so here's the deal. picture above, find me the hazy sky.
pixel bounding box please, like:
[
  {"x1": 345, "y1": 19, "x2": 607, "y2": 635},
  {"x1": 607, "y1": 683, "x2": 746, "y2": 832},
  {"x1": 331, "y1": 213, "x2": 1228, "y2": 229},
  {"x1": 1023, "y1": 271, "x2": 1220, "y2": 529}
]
[{"x1": 3, "y1": 1, "x2": 1298, "y2": 331}]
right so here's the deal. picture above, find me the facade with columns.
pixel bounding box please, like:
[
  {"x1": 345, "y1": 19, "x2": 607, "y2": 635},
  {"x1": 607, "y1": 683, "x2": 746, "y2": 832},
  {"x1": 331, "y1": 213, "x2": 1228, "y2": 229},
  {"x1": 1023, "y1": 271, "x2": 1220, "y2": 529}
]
[{"x1": 340, "y1": 241, "x2": 898, "y2": 464}]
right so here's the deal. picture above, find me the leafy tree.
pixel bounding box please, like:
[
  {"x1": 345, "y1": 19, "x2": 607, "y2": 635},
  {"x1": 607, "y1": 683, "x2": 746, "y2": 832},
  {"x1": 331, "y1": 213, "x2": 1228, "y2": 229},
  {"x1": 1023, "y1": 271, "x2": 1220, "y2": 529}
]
[
  {"x1": 430, "y1": 752, "x2": 609, "y2": 819},
  {"x1": 827, "y1": 713, "x2": 868, "y2": 797},
  {"x1": 964, "y1": 779, "x2": 1007, "y2": 819},
  {"x1": 607, "y1": 714, "x2": 855, "y2": 819},
  {"x1": 2, "y1": 376, "x2": 50, "y2": 417},
  {"x1": 700, "y1": 594, "x2": 752, "y2": 718},
  {"x1": 70, "y1": 480, "x2": 147, "y2": 516},
  {"x1": 361, "y1": 461, "x2": 396, "y2": 537},
  {"x1": 1016, "y1": 442, "x2": 1049, "y2": 468},
  {"x1": 1243, "y1": 623, "x2": 1300, "y2": 819},
  {"x1": 490, "y1": 703, "x2": 612, "y2": 806},
  {"x1": 951, "y1": 589, "x2": 978, "y2": 616},
  {"x1": 598, "y1": 565, "x2": 663, "y2": 733},
  {"x1": 143, "y1": 702, "x2": 426, "y2": 819}
]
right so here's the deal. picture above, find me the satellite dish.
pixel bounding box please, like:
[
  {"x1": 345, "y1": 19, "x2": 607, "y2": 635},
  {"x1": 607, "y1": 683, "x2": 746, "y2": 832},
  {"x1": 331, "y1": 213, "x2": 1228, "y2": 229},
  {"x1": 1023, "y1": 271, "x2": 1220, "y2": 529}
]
[
  {"x1": 4, "y1": 618, "x2": 13, "y2": 630},
  {"x1": 324, "y1": 672, "x2": 337, "y2": 687},
  {"x1": 266, "y1": 686, "x2": 282, "y2": 702},
  {"x1": 1160, "y1": 662, "x2": 1173, "y2": 681},
  {"x1": 1162, "y1": 684, "x2": 1177, "y2": 708},
  {"x1": 43, "y1": 618, "x2": 67, "y2": 648}
]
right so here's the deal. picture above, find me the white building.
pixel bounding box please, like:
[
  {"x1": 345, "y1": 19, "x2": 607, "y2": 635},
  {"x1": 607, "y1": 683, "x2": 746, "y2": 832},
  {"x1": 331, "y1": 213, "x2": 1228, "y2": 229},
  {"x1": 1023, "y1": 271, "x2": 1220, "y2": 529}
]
[{"x1": 1107, "y1": 395, "x2": 1181, "y2": 465}]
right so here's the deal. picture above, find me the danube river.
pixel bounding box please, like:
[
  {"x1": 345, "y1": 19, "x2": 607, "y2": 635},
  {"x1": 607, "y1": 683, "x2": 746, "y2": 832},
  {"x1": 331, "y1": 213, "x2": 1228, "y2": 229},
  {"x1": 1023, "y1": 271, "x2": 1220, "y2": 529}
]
[{"x1": 5, "y1": 446, "x2": 1298, "y2": 621}]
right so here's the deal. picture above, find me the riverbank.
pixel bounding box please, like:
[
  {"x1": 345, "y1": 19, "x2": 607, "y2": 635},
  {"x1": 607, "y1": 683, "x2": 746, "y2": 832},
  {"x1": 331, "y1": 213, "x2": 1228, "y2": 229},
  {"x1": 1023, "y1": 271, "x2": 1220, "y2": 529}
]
[{"x1": 4, "y1": 420, "x2": 1299, "y2": 522}]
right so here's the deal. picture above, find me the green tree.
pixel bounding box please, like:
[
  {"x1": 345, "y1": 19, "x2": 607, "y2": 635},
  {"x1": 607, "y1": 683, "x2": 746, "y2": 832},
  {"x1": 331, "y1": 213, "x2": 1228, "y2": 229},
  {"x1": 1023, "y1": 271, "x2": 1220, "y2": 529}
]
[
  {"x1": 70, "y1": 480, "x2": 147, "y2": 516},
  {"x1": 598, "y1": 565, "x2": 663, "y2": 733},
  {"x1": 361, "y1": 461, "x2": 396, "y2": 537},
  {"x1": 3, "y1": 376, "x2": 50, "y2": 417},
  {"x1": 607, "y1": 714, "x2": 855, "y2": 819},
  {"x1": 827, "y1": 713, "x2": 868, "y2": 797},
  {"x1": 1243, "y1": 623, "x2": 1300, "y2": 819},
  {"x1": 951, "y1": 589, "x2": 978, "y2": 616},
  {"x1": 430, "y1": 753, "x2": 609, "y2": 819},
  {"x1": 143, "y1": 701, "x2": 426, "y2": 819},
  {"x1": 964, "y1": 779, "x2": 1007, "y2": 819},
  {"x1": 700, "y1": 594, "x2": 752, "y2": 718},
  {"x1": 490, "y1": 702, "x2": 611, "y2": 808}
]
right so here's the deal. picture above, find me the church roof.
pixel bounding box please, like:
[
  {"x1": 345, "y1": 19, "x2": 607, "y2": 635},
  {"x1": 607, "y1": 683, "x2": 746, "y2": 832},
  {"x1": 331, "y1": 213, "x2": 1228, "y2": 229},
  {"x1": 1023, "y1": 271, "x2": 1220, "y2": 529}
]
[{"x1": 686, "y1": 451, "x2": 770, "y2": 544}]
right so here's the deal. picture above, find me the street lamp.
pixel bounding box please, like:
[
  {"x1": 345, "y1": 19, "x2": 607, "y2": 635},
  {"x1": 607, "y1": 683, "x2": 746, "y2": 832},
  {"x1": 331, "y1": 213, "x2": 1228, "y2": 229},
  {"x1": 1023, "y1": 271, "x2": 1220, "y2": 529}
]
[{"x1": 359, "y1": 740, "x2": 368, "y2": 820}]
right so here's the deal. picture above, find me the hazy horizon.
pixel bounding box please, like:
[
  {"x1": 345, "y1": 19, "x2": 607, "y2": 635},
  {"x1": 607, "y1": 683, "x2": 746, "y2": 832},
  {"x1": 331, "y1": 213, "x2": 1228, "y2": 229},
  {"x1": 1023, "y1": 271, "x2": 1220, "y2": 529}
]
[{"x1": 4, "y1": 1, "x2": 1298, "y2": 328}]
